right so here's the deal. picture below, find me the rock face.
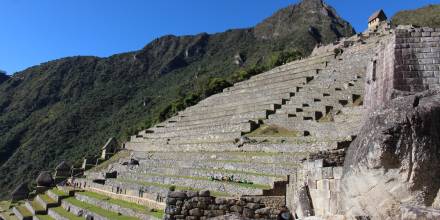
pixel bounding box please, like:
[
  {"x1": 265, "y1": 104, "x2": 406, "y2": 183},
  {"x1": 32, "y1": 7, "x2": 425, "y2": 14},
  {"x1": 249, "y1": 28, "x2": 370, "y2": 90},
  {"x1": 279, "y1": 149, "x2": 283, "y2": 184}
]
[
  {"x1": 340, "y1": 90, "x2": 440, "y2": 218},
  {"x1": 36, "y1": 171, "x2": 54, "y2": 187},
  {"x1": 11, "y1": 182, "x2": 29, "y2": 201}
]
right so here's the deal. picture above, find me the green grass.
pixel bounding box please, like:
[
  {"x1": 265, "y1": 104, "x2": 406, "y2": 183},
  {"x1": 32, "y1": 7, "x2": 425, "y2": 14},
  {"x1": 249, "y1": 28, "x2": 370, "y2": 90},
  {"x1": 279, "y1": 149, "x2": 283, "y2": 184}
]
[
  {"x1": 131, "y1": 172, "x2": 272, "y2": 189},
  {"x1": 35, "y1": 214, "x2": 54, "y2": 220},
  {"x1": 50, "y1": 188, "x2": 69, "y2": 197},
  {"x1": 39, "y1": 195, "x2": 56, "y2": 204},
  {"x1": 31, "y1": 200, "x2": 45, "y2": 212},
  {"x1": 0, "y1": 201, "x2": 11, "y2": 212},
  {"x1": 51, "y1": 207, "x2": 83, "y2": 220},
  {"x1": 16, "y1": 206, "x2": 32, "y2": 217},
  {"x1": 246, "y1": 124, "x2": 300, "y2": 137},
  {"x1": 0, "y1": 212, "x2": 18, "y2": 220},
  {"x1": 77, "y1": 191, "x2": 164, "y2": 218},
  {"x1": 117, "y1": 179, "x2": 230, "y2": 197},
  {"x1": 64, "y1": 198, "x2": 138, "y2": 220}
]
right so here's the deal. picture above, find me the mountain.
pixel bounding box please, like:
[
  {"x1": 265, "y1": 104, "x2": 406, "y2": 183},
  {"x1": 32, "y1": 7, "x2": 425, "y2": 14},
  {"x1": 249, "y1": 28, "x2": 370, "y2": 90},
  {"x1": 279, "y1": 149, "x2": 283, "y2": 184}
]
[
  {"x1": 0, "y1": 0, "x2": 354, "y2": 198},
  {"x1": 392, "y1": 4, "x2": 440, "y2": 28},
  {"x1": 0, "y1": 71, "x2": 8, "y2": 84}
]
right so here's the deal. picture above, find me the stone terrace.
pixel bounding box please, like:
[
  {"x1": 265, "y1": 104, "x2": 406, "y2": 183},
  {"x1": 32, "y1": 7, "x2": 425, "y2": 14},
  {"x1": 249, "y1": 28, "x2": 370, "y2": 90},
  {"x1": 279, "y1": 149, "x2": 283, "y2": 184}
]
[{"x1": 74, "y1": 26, "x2": 392, "y2": 213}]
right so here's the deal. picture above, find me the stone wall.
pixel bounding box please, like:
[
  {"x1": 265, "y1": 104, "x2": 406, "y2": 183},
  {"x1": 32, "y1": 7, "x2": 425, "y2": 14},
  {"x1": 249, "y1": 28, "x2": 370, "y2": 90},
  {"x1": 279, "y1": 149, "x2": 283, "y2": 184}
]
[
  {"x1": 365, "y1": 26, "x2": 440, "y2": 108},
  {"x1": 73, "y1": 179, "x2": 166, "y2": 210},
  {"x1": 286, "y1": 159, "x2": 343, "y2": 219},
  {"x1": 164, "y1": 190, "x2": 285, "y2": 220},
  {"x1": 364, "y1": 33, "x2": 395, "y2": 108}
]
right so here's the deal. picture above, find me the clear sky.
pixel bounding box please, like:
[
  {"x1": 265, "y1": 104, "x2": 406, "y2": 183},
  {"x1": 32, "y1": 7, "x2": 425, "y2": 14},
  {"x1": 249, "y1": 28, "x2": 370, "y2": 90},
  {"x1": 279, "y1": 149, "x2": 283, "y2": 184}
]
[{"x1": 1, "y1": 0, "x2": 439, "y2": 74}]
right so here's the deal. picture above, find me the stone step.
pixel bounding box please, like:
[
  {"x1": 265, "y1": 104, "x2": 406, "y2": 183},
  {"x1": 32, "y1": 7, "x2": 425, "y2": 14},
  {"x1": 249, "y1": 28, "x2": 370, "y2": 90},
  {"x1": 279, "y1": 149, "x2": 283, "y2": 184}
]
[
  {"x1": 117, "y1": 167, "x2": 284, "y2": 186},
  {"x1": 100, "y1": 178, "x2": 208, "y2": 200},
  {"x1": 46, "y1": 189, "x2": 70, "y2": 204},
  {"x1": 230, "y1": 69, "x2": 317, "y2": 90},
  {"x1": 125, "y1": 141, "x2": 236, "y2": 152},
  {"x1": 222, "y1": 75, "x2": 311, "y2": 94},
  {"x1": 199, "y1": 90, "x2": 295, "y2": 107},
  {"x1": 130, "y1": 151, "x2": 303, "y2": 164},
  {"x1": 212, "y1": 83, "x2": 298, "y2": 100},
  {"x1": 154, "y1": 120, "x2": 254, "y2": 133},
  {"x1": 142, "y1": 122, "x2": 253, "y2": 139},
  {"x1": 214, "y1": 77, "x2": 309, "y2": 100},
  {"x1": 35, "y1": 195, "x2": 58, "y2": 211},
  {"x1": 132, "y1": 131, "x2": 242, "y2": 144},
  {"x1": 195, "y1": 90, "x2": 293, "y2": 109},
  {"x1": 250, "y1": 53, "x2": 334, "y2": 80},
  {"x1": 125, "y1": 135, "x2": 337, "y2": 153},
  {"x1": 61, "y1": 197, "x2": 138, "y2": 220},
  {"x1": 47, "y1": 207, "x2": 83, "y2": 220},
  {"x1": 135, "y1": 159, "x2": 298, "y2": 176},
  {"x1": 165, "y1": 112, "x2": 268, "y2": 128},
  {"x1": 33, "y1": 214, "x2": 55, "y2": 220},
  {"x1": 265, "y1": 117, "x2": 361, "y2": 139},
  {"x1": 24, "y1": 201, "x2": 45, "y2": 216},
  {"x1": 12, "y1": 206, "x2": 32, "y2": 220},
  {"x1": 74, "y1": 191, "x2": 163, "y2": 220},
  {"x1": 180, "y1": 99, "x2": 284, "y2": 118},
  {"x1": 177, "y1": 105, "x2": 275, "y2": 122},
  {"x1": 117, "y1": 172, "x2": 267, "y2": 196},
  {"x1": 206, "y1": 86, "x2": 297, "y2": 104}
]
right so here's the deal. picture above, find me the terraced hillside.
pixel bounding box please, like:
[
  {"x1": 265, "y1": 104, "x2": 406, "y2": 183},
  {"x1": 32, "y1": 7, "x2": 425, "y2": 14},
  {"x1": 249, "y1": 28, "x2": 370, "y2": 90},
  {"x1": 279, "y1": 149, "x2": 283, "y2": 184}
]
[
  {"x1": 74, "y1": 26, "x2": 392, "y2": 209},
  {"x1": 0, "y1": 0, "x2": 355, "y2": 198},
  {"x1": 1, "y1": 187, "x2": 164, "y2": 220}
]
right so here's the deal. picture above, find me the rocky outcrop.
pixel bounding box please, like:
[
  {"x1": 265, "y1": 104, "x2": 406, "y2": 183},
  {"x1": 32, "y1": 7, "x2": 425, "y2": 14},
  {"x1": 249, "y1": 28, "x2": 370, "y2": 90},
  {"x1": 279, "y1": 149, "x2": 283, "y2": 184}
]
[
  {"x1": 36, "y1": 171, "x2": 54, "y2": 187},
  {"x1": 11, "y1": 182, "x2": 29, "y2": 202},
  {"x1": 340, "y1": 90, "x2": 440, "y2": 218}
]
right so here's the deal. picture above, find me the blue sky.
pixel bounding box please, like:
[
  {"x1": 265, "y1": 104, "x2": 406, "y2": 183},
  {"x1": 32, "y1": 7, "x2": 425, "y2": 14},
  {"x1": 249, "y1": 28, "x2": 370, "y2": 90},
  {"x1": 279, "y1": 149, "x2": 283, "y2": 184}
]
[{"x1": 1, "y1": 0, "x2": 439, "y2": 74}]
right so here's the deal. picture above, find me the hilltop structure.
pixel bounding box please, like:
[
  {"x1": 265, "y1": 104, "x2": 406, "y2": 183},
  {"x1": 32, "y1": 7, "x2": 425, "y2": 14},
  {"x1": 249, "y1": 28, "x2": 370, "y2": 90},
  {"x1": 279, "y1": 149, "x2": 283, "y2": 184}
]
[
  {"x1": 368, "y1": 9, "x2": 387, "y2": 30},
  {"x1": 5, "y1": 7, "x2": 440, "y2": 220}
]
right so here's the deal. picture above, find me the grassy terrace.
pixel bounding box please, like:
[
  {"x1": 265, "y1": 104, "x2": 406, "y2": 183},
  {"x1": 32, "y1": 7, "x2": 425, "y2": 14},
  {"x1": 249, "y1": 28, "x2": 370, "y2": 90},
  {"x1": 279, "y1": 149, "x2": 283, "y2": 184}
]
[
  {"x1": 30, "y1": 200, "x2": 45, "y2": 212},
  {"x1": 246, "y1": 124, "x2": 300, "y2": 137},
  {"x1": 89, "y1": 150, "x2": 130, "y2": 172},
  {"x1": 39, "y1": 195, "x2": 57, "y2": 204},
  {"x1": 16, "y1": 205, "x2": 32, "y2": 217},
  {"x1": 51, "y1": 207, "x2": 83, "y2": 220},
  {"x1": 50, "y1": 188, "x2": 69, "y2": 197},
  {"x1": 128, "y1": 172, "x2": 272, "y2": 190},
  {"x1": 78, "y1": 191, "x2": 164, "y2": 219},
  {"x1": 64, "y1": 197, "x2": 138, "y2": 220},
  {"x1": 116, "y1": 179, "x2": 230, "y2": 197},
  {"x1": 36, "y1": 214, "x2": 54, "y2": 220}
]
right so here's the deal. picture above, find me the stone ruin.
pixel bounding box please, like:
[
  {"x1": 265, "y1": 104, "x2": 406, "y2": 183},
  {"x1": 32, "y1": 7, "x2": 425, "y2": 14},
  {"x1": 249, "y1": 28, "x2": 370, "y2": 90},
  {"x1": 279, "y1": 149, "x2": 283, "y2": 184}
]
[
  {"x1": 164, "y1": 190, "x2": 285, "y2": 220},
  {"x1": 61, "y1": 19, "x2": 440, "y2": 219}
]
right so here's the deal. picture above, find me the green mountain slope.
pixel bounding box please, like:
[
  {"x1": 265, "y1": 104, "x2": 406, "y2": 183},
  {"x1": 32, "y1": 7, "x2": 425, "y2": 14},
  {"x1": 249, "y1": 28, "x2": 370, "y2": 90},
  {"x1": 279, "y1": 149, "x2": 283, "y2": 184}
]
[
  {"x1": 0, "y1": 0, "x2": 355, "y2": 198},
  {"x1": 392, "y1": 4, "x2": 440, "y2": 28}
]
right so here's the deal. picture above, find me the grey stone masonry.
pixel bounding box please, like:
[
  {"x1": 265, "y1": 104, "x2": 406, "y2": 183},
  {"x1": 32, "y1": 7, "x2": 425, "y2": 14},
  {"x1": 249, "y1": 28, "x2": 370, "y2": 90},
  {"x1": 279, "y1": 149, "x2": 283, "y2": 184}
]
[
  {"x1": 164, "y1": 190, "x2": 286, "y2": 220},
  {"x1": 365, "y1": 26, "x2": 440, "y2": 108}
]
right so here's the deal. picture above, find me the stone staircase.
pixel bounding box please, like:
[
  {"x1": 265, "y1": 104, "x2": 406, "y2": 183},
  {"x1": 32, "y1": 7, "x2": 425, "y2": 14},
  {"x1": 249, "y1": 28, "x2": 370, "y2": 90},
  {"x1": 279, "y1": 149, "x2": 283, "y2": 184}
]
[{"x1": 70, "y1": 29, "x2": 390, "y2": 218}]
